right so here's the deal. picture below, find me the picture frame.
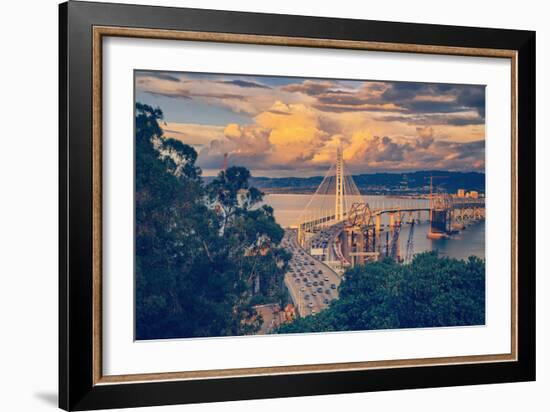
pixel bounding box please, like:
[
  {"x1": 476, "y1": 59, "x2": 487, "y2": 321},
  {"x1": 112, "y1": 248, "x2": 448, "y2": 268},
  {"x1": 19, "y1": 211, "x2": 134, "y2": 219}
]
[{"x1": 59, "y1": 1, "x2": 536, "y2": 410}]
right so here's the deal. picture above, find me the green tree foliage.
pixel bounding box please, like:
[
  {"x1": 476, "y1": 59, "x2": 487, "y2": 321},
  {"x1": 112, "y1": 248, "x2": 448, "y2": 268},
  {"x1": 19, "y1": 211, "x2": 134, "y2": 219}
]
[
  {"x1": 276, "y1": 252, "x2": 485, "y2": 334},
  {"x1": 135, "y1": 103, "x2": 289, "y2": 340}
]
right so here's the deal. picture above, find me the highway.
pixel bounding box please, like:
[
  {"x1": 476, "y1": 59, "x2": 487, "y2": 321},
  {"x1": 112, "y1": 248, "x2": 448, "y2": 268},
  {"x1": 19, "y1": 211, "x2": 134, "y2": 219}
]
[{"x1": 281, "y1": 229, "x2": 341, "y2": 317}]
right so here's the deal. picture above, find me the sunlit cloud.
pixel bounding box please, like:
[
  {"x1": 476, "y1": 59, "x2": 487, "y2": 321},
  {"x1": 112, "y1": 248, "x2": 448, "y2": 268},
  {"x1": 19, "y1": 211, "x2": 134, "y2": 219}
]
[{"x1": 136, "y1": 71, "x2": 486, "y2": 176}]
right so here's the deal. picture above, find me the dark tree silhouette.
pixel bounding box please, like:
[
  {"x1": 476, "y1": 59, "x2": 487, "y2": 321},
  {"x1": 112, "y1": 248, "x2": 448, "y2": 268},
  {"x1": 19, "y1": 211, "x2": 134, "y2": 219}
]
[{"x1": 135, "y1": 103, "x2": 289, "y2": 339}]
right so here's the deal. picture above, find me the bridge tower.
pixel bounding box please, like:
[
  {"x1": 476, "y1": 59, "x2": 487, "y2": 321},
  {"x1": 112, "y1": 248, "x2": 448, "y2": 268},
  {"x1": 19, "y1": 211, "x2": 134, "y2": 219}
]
[{"x1": 335, "y1": 146, "x2": 344, "y2": 221}]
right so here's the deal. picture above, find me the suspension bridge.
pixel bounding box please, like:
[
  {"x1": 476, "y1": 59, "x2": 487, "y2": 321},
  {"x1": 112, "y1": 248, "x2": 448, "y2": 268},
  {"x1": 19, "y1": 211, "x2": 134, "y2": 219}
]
[{"x1": 294, "y1": 147, "x2": 486, "y2": 269}]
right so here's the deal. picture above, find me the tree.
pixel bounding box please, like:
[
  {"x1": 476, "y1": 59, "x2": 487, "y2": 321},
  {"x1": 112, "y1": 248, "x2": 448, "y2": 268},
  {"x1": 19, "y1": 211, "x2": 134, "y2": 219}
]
[
  {"x1": 207, "y1": 167, "x2": 290, "y2": 305},
  {"x1": 134, "y1": 103, "x2": 288, "y2": 340},
  {"x1": 276, "y1": 252, "x2": 485, "y2": 334}
]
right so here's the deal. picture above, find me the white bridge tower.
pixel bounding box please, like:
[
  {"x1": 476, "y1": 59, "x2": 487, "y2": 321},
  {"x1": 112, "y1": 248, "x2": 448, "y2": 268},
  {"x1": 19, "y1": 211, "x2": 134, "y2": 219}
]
[{"x1": 335, "y1": 146, "x2": 344, "y2": 221}]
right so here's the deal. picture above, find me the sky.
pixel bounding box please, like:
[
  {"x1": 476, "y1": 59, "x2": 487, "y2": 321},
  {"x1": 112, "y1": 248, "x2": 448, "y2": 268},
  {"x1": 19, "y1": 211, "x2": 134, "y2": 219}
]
[{"x1": 135, "y1": 70, "x2": 486, "y2": 178}]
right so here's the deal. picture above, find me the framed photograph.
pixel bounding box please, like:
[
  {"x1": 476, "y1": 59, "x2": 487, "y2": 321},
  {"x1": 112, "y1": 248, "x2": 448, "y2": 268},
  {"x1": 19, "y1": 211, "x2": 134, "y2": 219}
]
[{"x1": 59, "y1": 1, "x2": 535, "y2": 410}]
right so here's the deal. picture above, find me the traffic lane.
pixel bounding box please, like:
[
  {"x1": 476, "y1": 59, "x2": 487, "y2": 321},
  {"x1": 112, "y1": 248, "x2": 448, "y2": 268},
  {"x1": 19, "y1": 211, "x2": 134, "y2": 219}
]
[
  {"x1": 283, "y1": 233, "x2": 311, "y2": 315},
  {"x1": 294, "y1": 232, "x2": 339, "y2": 304},
  {"x1": 284, "y1": 233, "x2": 321, "y2": 313},
  {"x1": 283, "y1": 230, "x2": 339, "y2": 315},
  {"x1": 309, "y1": 258, "x2": 337, "y2": 309},
  {"x1": 288, "y1": 235, "x2": 336, "y2": 312}
]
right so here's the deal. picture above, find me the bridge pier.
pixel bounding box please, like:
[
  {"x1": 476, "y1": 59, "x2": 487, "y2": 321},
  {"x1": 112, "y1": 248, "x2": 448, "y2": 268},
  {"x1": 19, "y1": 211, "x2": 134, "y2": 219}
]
[{"x1": 428, "y1": 208, "x2": 451, "y2": 239}]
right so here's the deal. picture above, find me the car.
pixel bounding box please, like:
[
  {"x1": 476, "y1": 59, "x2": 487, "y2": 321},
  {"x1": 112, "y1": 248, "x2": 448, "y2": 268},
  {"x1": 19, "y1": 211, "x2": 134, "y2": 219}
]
[
  {"x1": 311, "y1": 309, "x2": 317, "y2": 315},
  {"x1": 304, "y1": 294, "x2": 310, "y2": 300},
  {"x1": 300, "y1": 286, "x2": 305, "y2": 292},
  {"x1": 319, "y1": 280, "x2": 324, "y2": 285},
  {"x1": 313, "y1": 281, "x2": 318, "y2": 287},
  {"x1": 313, "y1": 273, "x2": 319, "y2": 278},
  {"x1": 295, "y1": 278, "x2": 300, "y2": 283},
  {"x1": 325, "y1": 289, "x2": 331, "y2": 294},
  {"x1": 330, "y1": 283, "x2": 336, "y2": 289},
  {"x1": 317, "y1": 287, "x2": 323, "y2": 293},
  {"x1": 324, "y1": 276, "x2": 329, "y2": 282},
  {"x1": 310, "y1": 262, "x2": 315, "y2": 266},
  {"x1": 323, "y1": 298, "x2": 330, "y2": 304},
  {"x1": 312, "y1": 292, "x2": 317, "y2": 297},
  {"x1": 318, "y1": 270, "x2": 323, "y2": 274},
  {"x1": 292, "y1": 273, "x2": 297, "y2": 278},
  {"x1": 308, "y1": 302, "x2": 314, "y2": 308},
  {"x1": 306, "y1": 282, "x2": 312, "y2": 287}
]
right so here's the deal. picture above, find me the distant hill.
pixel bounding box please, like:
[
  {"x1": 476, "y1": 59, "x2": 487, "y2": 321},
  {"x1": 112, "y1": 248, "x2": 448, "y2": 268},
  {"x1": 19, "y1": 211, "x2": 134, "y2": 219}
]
[{"x1": 247, "y1": 171, "x2": 485, "y2": 195}]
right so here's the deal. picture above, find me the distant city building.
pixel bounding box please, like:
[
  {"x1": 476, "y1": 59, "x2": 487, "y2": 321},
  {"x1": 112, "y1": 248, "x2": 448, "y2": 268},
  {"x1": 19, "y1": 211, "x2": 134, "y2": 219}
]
[
  {"x1": 469, "y1": 191, "x2": 479, "y2": 199},
  {"x1": 457, "y1": 189, "x2": 465, "y2": 198}
]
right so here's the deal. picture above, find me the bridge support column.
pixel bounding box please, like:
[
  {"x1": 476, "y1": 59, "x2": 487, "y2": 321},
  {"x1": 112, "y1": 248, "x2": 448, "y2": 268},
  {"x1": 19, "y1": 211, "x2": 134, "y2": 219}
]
[{"x1": 356, "y1": 231, "x2": 365, "y2": 266}]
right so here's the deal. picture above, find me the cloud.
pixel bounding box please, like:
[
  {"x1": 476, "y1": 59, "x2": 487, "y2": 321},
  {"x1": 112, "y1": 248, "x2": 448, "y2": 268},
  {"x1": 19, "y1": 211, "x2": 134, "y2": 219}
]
[
  {"x1": 286, "y1": 80, "x2": 486, "y2": 127},
  {"x1": 161, "y1": 122, "x2": 225, "y2": 146},
  {"x1": 197, "y1": 123, "x2": 272, "y2": 170},
  {"x1": 136, "y1": 72, "x2": 311, "y2": 115},
  {"x1": 137, "y1": 71, "x2": 181, "y2": 82},
  {"x1": 217, "y1": 79, "x2": 272, "y2": 89},
  {"x1": 281, "y1": 80, "x2": 338, "y2": 95},
  {"x1": 378, "y1": 110, "x2": 485, "y2": 127},
  {"x1": 415, "y1": 127, "x2": 435, "y2": 149},
  {"x1": 136, "y1": 72, "x2": 486, "y2": 174},
  {"x1": 344, "y1": 132, "x2": 413, "y2": 165},
  {"x1": 193, "y1": 99, "x2": 484, "y2": 174}
]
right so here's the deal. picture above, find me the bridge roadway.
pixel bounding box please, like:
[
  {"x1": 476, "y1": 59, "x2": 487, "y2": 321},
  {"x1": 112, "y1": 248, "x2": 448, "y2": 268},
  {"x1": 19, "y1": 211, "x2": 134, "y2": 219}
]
[
  {"x1": 281, "y1": 229, "x2": 341, "y2": 317},
  {"x1": 299, "y1": 198, "x2": 485, "y2": 230}
]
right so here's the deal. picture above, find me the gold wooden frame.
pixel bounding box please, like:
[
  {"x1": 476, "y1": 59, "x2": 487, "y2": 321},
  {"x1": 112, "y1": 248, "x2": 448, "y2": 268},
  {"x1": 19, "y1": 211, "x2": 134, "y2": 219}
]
[{"x1": 92, "y1": 26, "x2": 518, "y2": 385}]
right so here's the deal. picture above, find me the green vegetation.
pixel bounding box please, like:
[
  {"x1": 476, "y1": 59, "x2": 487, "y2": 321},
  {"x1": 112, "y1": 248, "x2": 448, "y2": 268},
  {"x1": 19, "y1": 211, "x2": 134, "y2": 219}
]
[
  {"x1": 135, "y1": 103, "x2": 289, "y2": 340},
  {"x1": 276, "y1": 252, "x2": 485, "y2": 334}
]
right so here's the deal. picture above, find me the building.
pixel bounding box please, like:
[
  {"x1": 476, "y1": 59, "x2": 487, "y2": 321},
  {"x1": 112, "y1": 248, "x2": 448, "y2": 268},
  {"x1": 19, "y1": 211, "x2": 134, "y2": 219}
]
[
  {"x1": 457, "y1": 189, "x2": 465, "y2": 198},
  {"x1": 469, "y1": 191, "x2": 479, "y2": 199}
]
